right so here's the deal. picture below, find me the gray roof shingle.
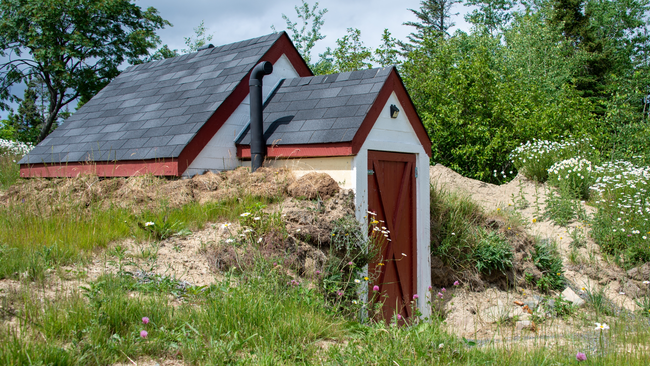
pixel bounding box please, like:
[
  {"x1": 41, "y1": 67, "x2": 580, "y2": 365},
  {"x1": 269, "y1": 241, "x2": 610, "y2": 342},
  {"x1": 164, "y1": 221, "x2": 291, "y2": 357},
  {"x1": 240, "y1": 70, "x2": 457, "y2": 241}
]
[
  {"x1": 20, "y1": 32, "x2": 285, "y2": 165},
  {"x1": 237, "y1": 66, "x2": 392, "y2": 146}
]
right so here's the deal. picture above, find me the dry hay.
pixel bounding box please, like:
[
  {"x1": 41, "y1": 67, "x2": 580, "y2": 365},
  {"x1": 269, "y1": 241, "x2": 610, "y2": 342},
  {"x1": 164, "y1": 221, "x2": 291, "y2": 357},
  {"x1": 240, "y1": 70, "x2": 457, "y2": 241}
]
[{"x1": 1, "y1": 167, "x2": 296, "y2": 216}]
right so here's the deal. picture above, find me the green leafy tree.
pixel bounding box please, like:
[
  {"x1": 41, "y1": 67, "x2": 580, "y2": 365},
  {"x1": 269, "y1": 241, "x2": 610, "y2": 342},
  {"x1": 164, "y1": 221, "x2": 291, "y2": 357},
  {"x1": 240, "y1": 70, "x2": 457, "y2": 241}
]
[
  {"x1": 332, "y1": 28, "x2": 373, "y2": 72},
  {"x1": 0, "y1": 0, "x2": 170, "y2": 142},
  {"x1": 375, "y1": 29, "x2": 400, "y2": 67},
  {"x1": 182, "y1": 20, "x2": 214, "y2": 54},
  {"x1": 4, "y1": 76, "x2": 45, "y2": 143},
  {"x1": 272, "y1": 0, "x2": 327, "y2": 64},
  {"x1": 464, "y1": 0, "x2": 515, "y2": 33}
]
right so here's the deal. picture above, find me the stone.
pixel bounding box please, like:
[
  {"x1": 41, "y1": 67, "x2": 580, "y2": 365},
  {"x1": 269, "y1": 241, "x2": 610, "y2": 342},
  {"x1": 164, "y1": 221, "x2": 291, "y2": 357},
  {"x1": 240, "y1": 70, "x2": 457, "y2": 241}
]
[
  {"x1": 562, "y1": 287, "x2": 585, "y2": 307},
  {"x1": 516, "y1": 320, "x2": 532, "y2": 331},
  {"x1": 524, "y1": 300, "x2": 538, "y2": 310}
]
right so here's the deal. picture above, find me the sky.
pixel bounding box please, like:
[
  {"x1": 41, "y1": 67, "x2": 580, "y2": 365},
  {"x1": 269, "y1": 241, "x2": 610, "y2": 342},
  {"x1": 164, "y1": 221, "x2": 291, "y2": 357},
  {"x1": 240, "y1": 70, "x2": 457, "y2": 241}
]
[{"x1": 1, "y1": 0, "x2": 473, "y2": 120}]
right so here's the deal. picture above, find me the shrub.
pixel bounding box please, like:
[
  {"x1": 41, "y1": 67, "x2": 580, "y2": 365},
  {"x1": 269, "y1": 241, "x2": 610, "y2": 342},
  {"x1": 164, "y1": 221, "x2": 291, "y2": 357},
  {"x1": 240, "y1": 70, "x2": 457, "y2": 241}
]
[
  {"x1": 430, "y1": 184, "x2": 484, "y2": 269},
  {"x1": 510, "y1": 137, "x2": 596, "y2": 182},
  {"x1": 0, "y1": 138, "x2": 33, "y2": 189},
  {"x1": 473, "y1": 230, "x2": 513, "y2": 275},
  {"x1": 544, "y1": 188, "x2": 587, "y2": 226}
]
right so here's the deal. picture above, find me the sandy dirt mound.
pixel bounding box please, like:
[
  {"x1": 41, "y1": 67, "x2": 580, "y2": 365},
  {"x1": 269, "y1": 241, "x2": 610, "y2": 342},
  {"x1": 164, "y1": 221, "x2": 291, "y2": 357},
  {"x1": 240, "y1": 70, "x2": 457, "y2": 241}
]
[{"x1": 430, "y1": 164, "x2": 642, "y2": 340}]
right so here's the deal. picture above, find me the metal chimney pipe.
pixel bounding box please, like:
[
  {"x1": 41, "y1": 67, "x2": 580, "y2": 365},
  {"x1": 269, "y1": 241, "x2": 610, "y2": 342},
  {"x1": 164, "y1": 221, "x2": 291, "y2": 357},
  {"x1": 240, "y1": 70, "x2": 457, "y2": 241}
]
[{"x1": 249, "y1": 61, "x2": 273, "y2": 172}]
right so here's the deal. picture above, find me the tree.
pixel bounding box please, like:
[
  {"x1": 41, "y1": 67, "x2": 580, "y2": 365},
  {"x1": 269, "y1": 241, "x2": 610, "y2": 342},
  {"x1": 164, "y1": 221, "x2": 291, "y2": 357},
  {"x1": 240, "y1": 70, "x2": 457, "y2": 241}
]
[
  {"x1": 4, "y1": 76, "x2": 45, "y2": 143},
  {"x1": 403, "y1": 0, "x2": 460, "y2": 47},
  {"x1": 182, "y1": 20, "x2": 214, "y2": 54},
  {"x1": 375, "y1": 29, "x2": 400, "y2": 67},
  {"x1": 464, "y1": 0, "x2": 516, "y2": 33},
  {"x1": 0, "y1": 0, "x2": 170, "y2": 142},
  {"x1": 272, "y1": 0, "x2": 327, "y2": 64},
  {"x1": 332, "y1": 28, "x2": 373, "y2": 72}
]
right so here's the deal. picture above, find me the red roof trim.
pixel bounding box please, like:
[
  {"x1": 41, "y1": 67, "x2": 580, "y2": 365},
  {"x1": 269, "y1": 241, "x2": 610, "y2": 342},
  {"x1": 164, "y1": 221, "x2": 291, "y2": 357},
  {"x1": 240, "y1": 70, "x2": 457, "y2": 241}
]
[
  {"x1": 176, "y1": 32, "x2": 313, "y2": 176},
  {"x1": 351, "y1": 68, "x2": 432, "y2": 157},
  {"x1": 19, "y1": 160, "x2": 178, "y2": 178},
  {"x1": 237, "y1": 143, "x2": 353, "y2": 158}
]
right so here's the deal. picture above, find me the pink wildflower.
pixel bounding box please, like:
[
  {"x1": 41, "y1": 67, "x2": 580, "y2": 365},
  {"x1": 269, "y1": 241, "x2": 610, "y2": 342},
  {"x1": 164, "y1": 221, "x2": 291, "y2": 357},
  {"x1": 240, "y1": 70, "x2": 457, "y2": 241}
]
[
  {"x1": 142, "y1": 317, "x2": 149, "y2": 325},
  {"x1": 337, "y1": 290, "x2": 344, "y2": 297},
  {"x1": 373, "y1": 285, "x2": 380, "y2": 292},
  {"x1": 441, "y1": 287, "x2": 446, "y2": 292},
  {"x1": 140, "y1": 330, "x2": 148, "y2": 338},
  {"x1": 453, "y1": 280, "x2": 460, "y2": 286},
  {"x1": 437, "y1": 292, "x2": 443, "y2": 299},
  {"x1": 428, "y1": 285, "x2": 432, "y2": 291},
  {"x1": 576, "y1": 352, "x2": 587, "y2": 361},
  {"x1": 397, "y1": 314, "x2": 402, "y2": 320},
  {"x1": 413, "y1": 294, "x2": 419, "y2": 300}
]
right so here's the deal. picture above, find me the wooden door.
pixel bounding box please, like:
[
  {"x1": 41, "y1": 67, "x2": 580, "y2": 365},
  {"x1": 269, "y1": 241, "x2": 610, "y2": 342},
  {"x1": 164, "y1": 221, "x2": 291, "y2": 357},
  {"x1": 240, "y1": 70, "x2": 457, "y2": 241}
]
[{"x1": 367, "y1": 150, "x2": 417, "y2": 322}]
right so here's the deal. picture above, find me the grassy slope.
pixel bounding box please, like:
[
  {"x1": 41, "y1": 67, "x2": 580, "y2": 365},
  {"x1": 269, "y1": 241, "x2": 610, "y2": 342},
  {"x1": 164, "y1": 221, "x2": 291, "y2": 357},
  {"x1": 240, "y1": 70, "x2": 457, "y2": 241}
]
[{"x1": 0, "y1": 173, "x2": 649, "y2": 365}]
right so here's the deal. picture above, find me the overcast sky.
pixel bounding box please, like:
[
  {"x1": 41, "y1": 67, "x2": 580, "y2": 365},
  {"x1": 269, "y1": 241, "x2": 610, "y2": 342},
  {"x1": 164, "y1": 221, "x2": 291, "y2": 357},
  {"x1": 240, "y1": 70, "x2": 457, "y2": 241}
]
[
  {"x1": 137, "y1": 0, "x2": 472, "y2": 58},
  {"x1": 1, "y1": 0, "x2": 472, "y2": 120}
]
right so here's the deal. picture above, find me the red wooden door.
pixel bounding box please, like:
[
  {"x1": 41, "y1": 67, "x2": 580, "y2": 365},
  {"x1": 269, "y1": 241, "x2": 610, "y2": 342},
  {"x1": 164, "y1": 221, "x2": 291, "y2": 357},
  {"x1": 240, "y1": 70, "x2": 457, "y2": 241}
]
[{"x1": 367, "y1": 150, "x2": 417, "y2": 322}]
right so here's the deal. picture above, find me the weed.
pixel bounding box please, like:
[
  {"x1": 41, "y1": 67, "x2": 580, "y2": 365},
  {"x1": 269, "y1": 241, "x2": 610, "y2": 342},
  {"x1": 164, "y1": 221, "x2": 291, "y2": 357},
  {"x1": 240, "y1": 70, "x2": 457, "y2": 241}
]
[
  {"x1": 473, "y1": 230, "x2": 513, "y2": 275},
  {"x1": 584, "y1": 285, "x2": 616, "y2": 317},
  {"x1": 544, "y1": 186, "x2": 586, "y2": 226},
  {"x1": 532, "y1": 239, "x2": 565, "y2": 292}
]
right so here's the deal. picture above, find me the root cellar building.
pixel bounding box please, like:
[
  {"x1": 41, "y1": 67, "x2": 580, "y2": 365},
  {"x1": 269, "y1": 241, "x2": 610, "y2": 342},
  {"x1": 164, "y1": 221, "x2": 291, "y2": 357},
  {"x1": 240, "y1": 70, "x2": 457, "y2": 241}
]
[{"x1": 19, "y1": 32, "x2": 433, "y2": 320}]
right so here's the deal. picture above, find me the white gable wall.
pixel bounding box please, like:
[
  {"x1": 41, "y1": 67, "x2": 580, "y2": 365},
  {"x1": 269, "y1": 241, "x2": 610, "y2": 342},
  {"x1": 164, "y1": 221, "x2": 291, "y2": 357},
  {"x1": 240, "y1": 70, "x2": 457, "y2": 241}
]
[
  {"x1": 350, "y1": 92, "x2": 432, "y2": 318},
  {"x1": 184, "y1": 54, "x2": 300, "y2": 176}
]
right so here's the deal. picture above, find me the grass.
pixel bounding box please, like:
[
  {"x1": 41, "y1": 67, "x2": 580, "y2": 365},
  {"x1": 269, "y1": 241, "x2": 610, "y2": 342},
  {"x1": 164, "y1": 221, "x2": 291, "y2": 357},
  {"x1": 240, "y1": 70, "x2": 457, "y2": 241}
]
[
  {"x1": 3, "y1": 266, "x2": 650, "y2": 365},
  {"x1": 1, "y1": 147, "x2": 650, "y2": 364},
  {"x1": 0, "y1": 194, "x2": 281, "y2": 280}
]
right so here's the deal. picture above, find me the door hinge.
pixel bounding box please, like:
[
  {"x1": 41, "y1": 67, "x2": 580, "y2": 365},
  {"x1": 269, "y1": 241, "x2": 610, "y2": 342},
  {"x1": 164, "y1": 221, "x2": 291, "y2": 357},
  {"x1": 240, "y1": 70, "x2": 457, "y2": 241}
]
[
  {"x1": 415, "y1": 167, "x2": 419, "y2": 178},
  {"x1": 368, "y1": 169, "x2": 374, "y2": 175}
]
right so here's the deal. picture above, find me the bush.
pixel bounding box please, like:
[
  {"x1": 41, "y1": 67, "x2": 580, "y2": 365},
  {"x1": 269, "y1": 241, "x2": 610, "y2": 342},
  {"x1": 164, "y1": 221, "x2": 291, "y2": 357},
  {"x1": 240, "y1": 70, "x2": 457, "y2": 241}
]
[
  {"x1": 473, "y1": 230, "x2": 513, "y2": 275},
  {"x1": 510, "y1": 137, "x2": 596, "y2": 183},
  {"x1": 430, "y1": 184, "x2": 484, "y2": 269}
]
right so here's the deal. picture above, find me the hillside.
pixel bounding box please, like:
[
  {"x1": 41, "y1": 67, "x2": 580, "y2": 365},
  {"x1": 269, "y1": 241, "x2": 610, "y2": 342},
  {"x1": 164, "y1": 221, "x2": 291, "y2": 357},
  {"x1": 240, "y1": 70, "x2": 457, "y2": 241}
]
[{"x1": 0, "y1": 166, "x2": 649, "y2": 364}]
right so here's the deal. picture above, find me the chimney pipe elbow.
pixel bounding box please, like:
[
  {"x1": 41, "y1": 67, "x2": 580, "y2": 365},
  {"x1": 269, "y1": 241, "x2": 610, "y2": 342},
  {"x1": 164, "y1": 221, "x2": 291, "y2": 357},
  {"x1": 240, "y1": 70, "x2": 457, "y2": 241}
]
[{"x1": 250, "y1": 61, "x2": 273, "y2": 85}]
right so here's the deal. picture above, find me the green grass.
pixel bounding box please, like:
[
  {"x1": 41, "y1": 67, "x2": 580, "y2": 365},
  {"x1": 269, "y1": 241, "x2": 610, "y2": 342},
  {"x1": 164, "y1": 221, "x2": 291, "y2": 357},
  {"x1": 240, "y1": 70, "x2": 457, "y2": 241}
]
[
  {"x1": 0, "y1": 194, "x2": 281, "y2": 280},
  {"x1": 1, "y1": 266, "x2": 346, "y2": 365},
  {"x1": 430, "y1": 183, "x2": 485, "y2": 270},
  {"x1": 3, "y1": 266, "x2": 650, "y2": 365},
  {"x1": 0, "y1": 152, "x2": 21, "y2": 189}
]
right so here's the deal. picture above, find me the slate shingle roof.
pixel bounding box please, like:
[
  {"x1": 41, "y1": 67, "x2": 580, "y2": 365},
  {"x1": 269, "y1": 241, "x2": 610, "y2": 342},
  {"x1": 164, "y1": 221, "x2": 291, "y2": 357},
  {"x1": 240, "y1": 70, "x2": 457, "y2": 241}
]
[
  {"x1": 237, "y1": 67, "x2": 392, "y2": 146},
  {"x1": 19, "y1": 32, "x2": 285, "y2": 165}
]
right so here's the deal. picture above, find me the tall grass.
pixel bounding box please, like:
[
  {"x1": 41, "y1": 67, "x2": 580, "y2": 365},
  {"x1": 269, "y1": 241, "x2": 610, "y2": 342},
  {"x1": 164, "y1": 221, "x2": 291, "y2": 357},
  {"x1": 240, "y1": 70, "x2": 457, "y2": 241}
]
[
  {"x1": 3, "y1": 268, "x2": 650, "y2": 365},
  {"x1": 0, "y1": 194, "x2": 280, "y2": 280},
  {"x1": 1, "y1": 267, "x2": 345, "y2": 365}
]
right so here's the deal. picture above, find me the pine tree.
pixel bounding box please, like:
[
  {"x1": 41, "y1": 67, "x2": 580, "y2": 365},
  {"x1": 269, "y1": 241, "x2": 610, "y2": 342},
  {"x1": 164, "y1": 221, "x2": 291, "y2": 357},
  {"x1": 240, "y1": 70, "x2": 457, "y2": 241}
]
[
  {"x1": 403, "y1": 0, "x2": 459, "y2": 47},
  {"x1": 5, "y1": 77, "x2": 45, "y2": 143}
]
